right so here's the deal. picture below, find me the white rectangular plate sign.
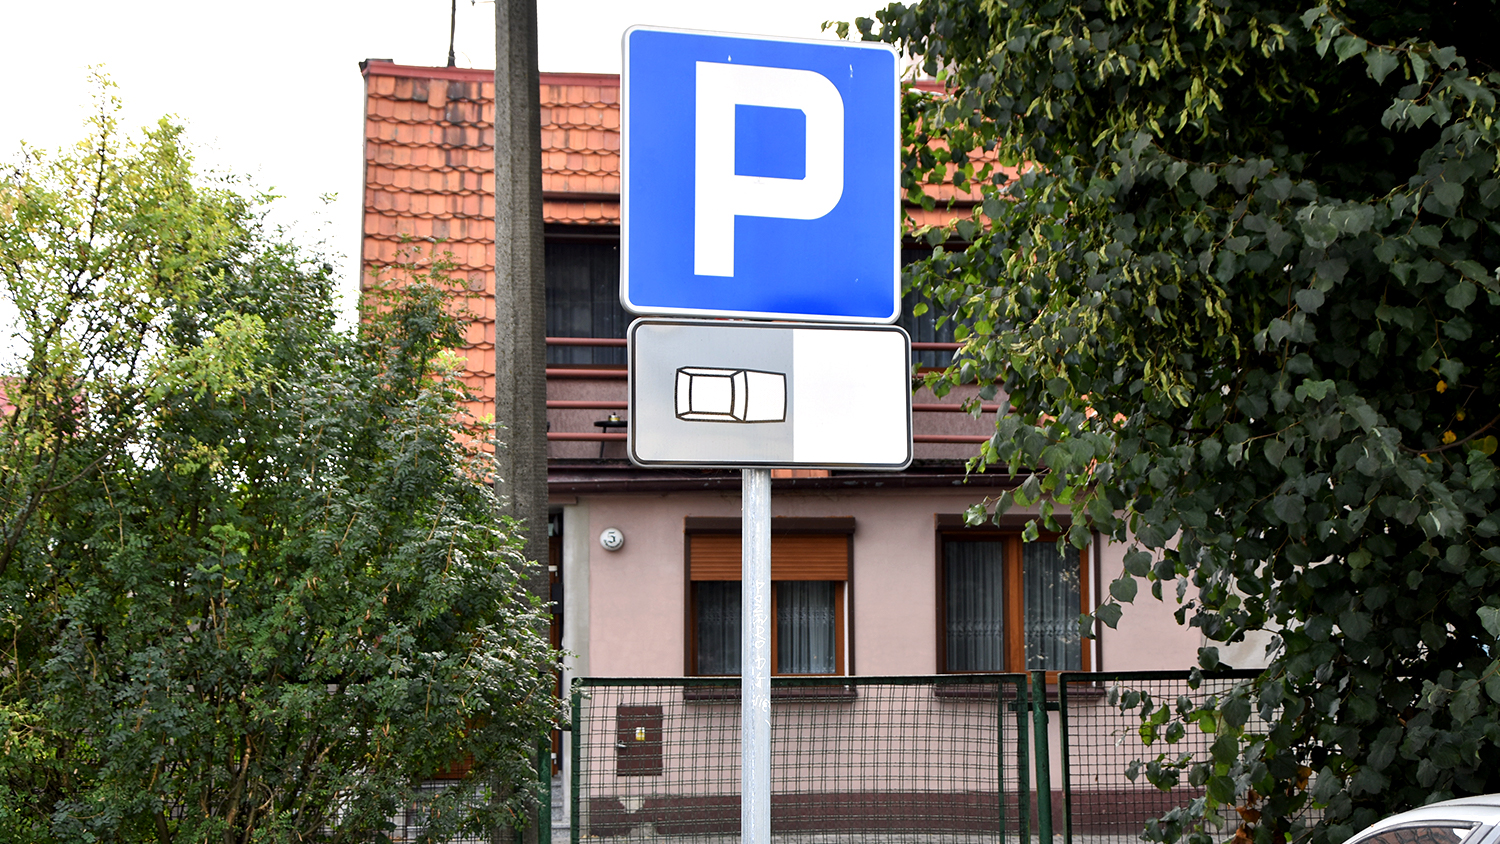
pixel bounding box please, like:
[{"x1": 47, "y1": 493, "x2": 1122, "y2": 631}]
[{"x1": 628, "y1": 318, "x2": 912, "y2": 469}]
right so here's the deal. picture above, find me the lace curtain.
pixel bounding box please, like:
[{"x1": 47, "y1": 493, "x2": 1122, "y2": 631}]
[
  {"x1": 944, "y1": 540, "x2": 1006, "y2": 671},
  {"x1": 696, "y1": 580, "x2": 838, "y2": 675},
  {"x1": 776, "y1": 581, "x2": 837, "y2": 674},
  {"x1": 1022, "y1": 541, "x2": 1082, "y2": 670},
  {"x1": 695, "y1": 581, "x2": 741, "y2": 675}
]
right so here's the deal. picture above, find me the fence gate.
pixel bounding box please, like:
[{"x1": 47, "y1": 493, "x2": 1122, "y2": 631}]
[
  {"x1": 570, "y1": 674, "x2": 1030, "y2": 842},
  {"x1": 1055, "y1": 670, "x2": 1262, "y2": 844}
]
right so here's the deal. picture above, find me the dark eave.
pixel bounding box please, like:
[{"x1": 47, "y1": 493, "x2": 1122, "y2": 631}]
[{"x1": 546, "y1": 460, "x2": 1027, "y2": 495}]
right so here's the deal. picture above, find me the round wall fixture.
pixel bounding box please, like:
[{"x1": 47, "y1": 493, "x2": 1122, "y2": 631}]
[{"x1": 599, "y1": 527, "x2": 625, "y2": 552}]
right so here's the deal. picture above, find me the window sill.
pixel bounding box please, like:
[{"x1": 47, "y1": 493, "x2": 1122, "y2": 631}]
[
  {"x1": 930, "y1": 679, "x2": 1108, "y2": 702},
  {"x1": 932, "y1": 682, "x2": 1018, "y2": 700},
  {"x1": 682, "y1": 683, "x2": 858, "y2": 703}
]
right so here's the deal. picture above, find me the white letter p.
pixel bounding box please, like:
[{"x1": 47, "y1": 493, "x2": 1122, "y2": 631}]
[{"x1": 694, "y1": 62, "x2": 844, "y2": 278}]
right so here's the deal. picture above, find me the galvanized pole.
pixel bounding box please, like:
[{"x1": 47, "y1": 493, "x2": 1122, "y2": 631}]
[{"x1": 742, "y1": 468, "x2": 772, "y2": 844}]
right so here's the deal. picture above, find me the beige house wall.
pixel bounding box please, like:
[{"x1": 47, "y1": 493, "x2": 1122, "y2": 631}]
[{"x1": 565, "y1": 488, "x2": 1201, "y2": 680}]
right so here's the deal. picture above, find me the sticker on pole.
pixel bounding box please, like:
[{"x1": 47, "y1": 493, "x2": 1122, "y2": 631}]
[
  {"x1": 621, "y1": 27, "x2": 900, "y2": 324},
  {"x1": 628, "y1": 319, "x2": 912, "y2": 469}
]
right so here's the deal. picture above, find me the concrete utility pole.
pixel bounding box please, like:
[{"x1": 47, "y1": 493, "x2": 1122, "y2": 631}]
[{"x1": 494, "y1": 1, "x2": 547, "y2": 843}]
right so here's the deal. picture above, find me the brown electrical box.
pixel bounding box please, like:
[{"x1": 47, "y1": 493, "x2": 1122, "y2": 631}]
[{"x1": 615, "y1": 705, "x2": 664, "y2": 776}]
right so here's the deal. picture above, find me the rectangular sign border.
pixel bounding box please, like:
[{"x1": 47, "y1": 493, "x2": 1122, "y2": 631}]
[
  {"x1": 626, "y1": 317, "x2": 914, "y2": 470},
  {"x1": 619, "y1": 25, "x2": 902, "y2": 325}
]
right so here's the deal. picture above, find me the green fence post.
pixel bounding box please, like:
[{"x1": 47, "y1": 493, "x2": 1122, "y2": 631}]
[
  {"x1": 570, "y1": 683, "x2": 582, "y2": 844},
  {"x1": 1012, "y1": 674, "x2": 1031, "y2": 842},
  {"x1": 1032, "y1": 670, "x2": 1053, "y2": 844}
]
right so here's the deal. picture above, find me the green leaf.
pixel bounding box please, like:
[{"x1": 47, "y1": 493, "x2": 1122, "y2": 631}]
[
  {"x1": 1190, "y1": 168, "x2": 1217, "y2": 197},
  {"x1": 1111, "y1": 575, "x2": 1139, "y2": 603},
  {"x1": 1263, "y1": 438, "x2": 1288, "y2": 468},
  {"x1": 1295, "y1": 288, "x2": 1325, "y2": 313},
  {"x1": 1447, "y1": 280, "x2": 1477, "y2": 310},
  {"x1": 1431, "y1": 180, "x2": 1464, "y2": 214},
  {"x1": 1295, "y1": 379, "x2": 1335, "y2": 401},
  {"x1": 1223, "y1": 696, "x2": 1251, "y2": 728},
  {"x1": 1207, "y1": 774, "x2": 1237, "y2": 803},
  {"x1": 1096, "y1": 602, "x2": 1123, "y2": 629},
  {"x1": 1364, "y1": 48, "x2": 1400, "y2": 83},
  {"x1": 1456, "y1": 260, "x2": 1489, "y2": 283},
  {"x1": 1451, "y1": 683, "x2": 1483, "y2": 723},
  {"x1": 1334, "y1": 35, "x2": 1368, "y2": 62},
  {"x1": 1140, "y1": 721, "x2": 1158, "y2": 745},
  {"x1": 1164, "y1": 720, "x2": 1185, "y2": 743},
  {"x1": 1265, "y1": 222, "x2": 1293, "y2": 256},
  {"x1": 1479, "y1": 606, "x2": 1500, "y2": 639}
]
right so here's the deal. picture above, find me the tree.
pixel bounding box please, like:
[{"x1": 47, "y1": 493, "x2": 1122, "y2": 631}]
[
  {"x1": 850, "y1": 1, "x2": 1500, "y2": 842},
  {"x1": 0, "y1": 82, "x2": 561, "y2": 842}
]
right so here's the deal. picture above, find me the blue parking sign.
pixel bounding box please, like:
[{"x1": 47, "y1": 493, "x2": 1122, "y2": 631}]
[{"x1": 621, "y1": 27, "x2": 900, "y2": 324}]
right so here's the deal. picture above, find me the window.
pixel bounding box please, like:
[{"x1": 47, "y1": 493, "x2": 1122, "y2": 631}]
[
  {"x1": 686, "y1": 519, "x2": 852, "y2": 676},
  {"x1": 937, "y1": 519, "x2": 1092, "y2": 675},
  {"x1": 898, "y1": 246, "x2": 956, "y2": 369},
  {"x1": 545, "y1": 227, "x2": 625, "y2": 366}
]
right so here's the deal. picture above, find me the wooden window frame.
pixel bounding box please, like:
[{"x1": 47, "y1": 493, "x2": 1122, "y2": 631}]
[
  {"x1": 935, "y1": 514, "x2": 1094, "y2": 681},
  {"x1": 684, "y1": 517, "x2": 855, "y2": 677}
]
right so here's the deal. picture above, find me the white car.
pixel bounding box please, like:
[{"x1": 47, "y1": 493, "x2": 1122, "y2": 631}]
[{"x1": 1345, "y1": 796, "x2": 1500, "y2": 844}]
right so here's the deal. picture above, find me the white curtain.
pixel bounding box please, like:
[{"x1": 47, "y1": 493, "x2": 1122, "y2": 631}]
[
  {"x1": 1022, "y1": 541, "x2": 1082, "y2": 670},
  {"x1": 944, "y1": 540, "x2": 1006, "y2": 671},
  {"x1": 776, "y1": 581, "x2": 837, "y2": 674}
]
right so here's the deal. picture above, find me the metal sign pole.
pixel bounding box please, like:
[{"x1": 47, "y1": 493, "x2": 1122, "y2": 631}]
[{"x1": 741, "y1": 467, "x2": 772, "y2": 844}]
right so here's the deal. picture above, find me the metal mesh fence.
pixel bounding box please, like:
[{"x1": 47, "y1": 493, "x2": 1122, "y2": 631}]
[
  {"x1": 387, "y1": 781, "x2": 487, "y2": 844},
  {"x1": 1057, "y1": 670, "x2": 1261, "y2": 844},
  {"x1": 572, "y1": 675, "x2": 1029, "y2": 843}
]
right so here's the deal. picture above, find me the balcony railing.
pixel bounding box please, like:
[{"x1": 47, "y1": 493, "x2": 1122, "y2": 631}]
[{"x1": 544, "y1": 337, "x2": 995, "y2": 446}]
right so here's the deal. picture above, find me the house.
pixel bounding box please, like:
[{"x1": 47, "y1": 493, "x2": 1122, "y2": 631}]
[{"x1": 358, "y1": 57, "x2": 1213, "y2": 837}]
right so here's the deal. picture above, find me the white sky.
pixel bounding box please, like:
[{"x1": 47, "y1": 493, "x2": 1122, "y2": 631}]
[{"x1": 0, "y1": 0, "x2": 883, "y2": 361}]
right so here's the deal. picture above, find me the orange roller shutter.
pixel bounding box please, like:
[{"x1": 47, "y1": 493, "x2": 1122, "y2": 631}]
[{"x1": 689, "y1": 534, "x2": 849, "y2": 581}]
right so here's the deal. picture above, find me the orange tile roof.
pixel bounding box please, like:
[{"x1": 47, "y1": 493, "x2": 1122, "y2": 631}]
[
  {"x1": 361, "y1": 62, "x2": 496, "y2": 422},
  {"x1": 360, "y1": 63, "x2": 624, "y2": 422},
  {"x1": 539, "y1": 73, "x2": 620, "y2": 211},
  {"x1": 358, "y1": 62, "x2": 985, "y2": 420}
]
